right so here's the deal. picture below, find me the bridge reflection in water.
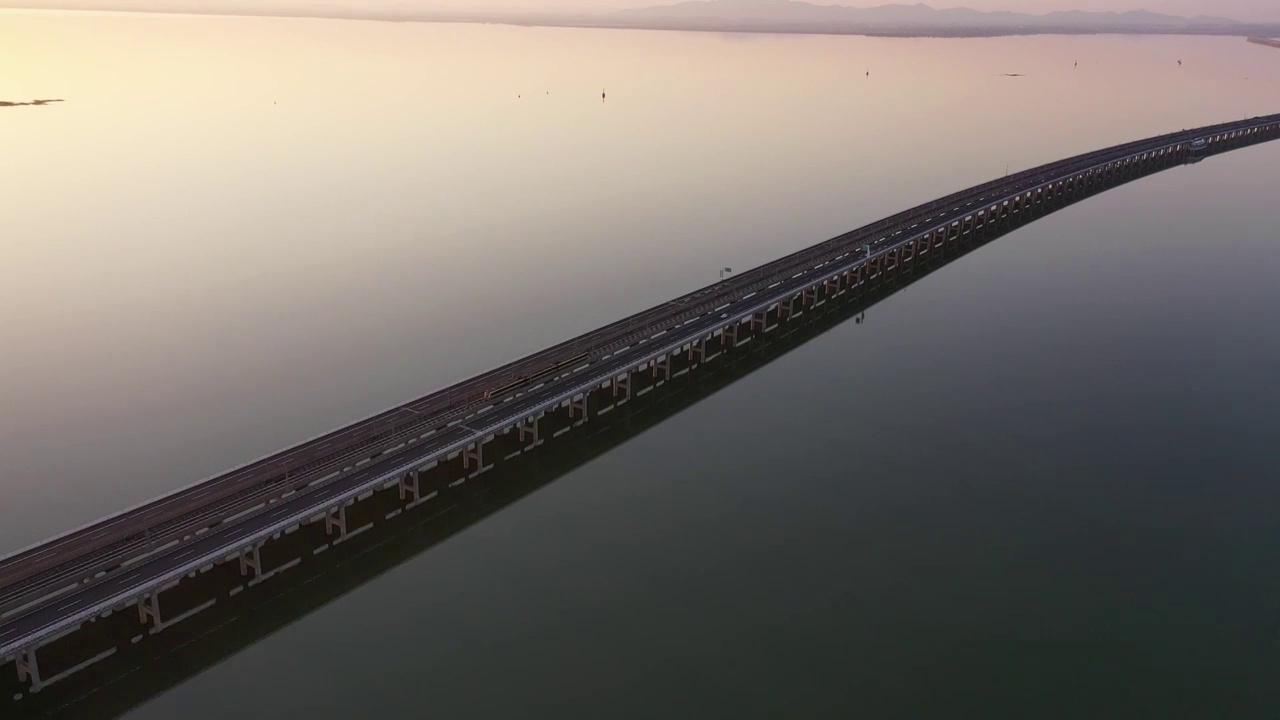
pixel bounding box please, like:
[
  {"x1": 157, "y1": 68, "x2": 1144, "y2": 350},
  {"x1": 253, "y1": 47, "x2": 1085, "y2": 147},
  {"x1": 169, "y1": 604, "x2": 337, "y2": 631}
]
[
  {"x1": 2, "y1": 201, "x2": 1016, "y2": 718},
  {"x1": 4, "y1": 115, "x2": 1280, "y2": 717},
  {"x1": 3, "y1": 128, "x2": 1261, "y2": 716}
]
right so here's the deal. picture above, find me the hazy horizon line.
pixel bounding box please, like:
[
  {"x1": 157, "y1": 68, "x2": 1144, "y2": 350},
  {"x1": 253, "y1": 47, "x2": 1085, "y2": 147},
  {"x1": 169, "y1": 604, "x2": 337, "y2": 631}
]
[{"x1": 3, "y1": 1, "x2": 1280, "y2": 36}]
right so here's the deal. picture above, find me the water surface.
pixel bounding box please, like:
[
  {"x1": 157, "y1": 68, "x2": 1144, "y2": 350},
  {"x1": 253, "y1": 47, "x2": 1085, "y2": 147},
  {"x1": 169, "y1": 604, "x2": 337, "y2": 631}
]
[{"x1": 2, "y1": 12, "x2": 1280, "y2": 717}]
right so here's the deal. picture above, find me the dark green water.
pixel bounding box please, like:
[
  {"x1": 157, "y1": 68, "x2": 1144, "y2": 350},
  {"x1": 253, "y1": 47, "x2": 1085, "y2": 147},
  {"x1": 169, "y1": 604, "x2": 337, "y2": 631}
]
[{"x1": 122, "y1": 119, "x2": 1280, "y2": 718}]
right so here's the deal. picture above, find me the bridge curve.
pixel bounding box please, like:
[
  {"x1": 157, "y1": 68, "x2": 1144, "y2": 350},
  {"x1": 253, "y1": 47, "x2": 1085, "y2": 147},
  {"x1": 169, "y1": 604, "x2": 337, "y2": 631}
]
[{"x1": 3, "y1": 113, "x2": 1279, "y2": 683}]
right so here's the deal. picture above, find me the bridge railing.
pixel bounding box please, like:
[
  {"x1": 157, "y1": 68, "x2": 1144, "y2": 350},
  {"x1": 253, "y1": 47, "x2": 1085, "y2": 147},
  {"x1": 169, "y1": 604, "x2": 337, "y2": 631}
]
[{"x1": 2, "y1": 112, "x2": 1277, "y2": 618}]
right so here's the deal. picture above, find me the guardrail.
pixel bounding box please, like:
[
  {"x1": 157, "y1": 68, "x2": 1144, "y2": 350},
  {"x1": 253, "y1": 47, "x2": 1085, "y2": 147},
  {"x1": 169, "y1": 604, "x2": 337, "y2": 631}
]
[{"x1": 3, "y1": 113, "x2": 1278, "y2": 664}]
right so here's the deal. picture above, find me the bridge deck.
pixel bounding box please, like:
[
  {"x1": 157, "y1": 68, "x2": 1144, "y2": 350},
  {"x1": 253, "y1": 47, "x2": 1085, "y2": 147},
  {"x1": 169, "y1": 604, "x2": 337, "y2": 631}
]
[{"x1": 3, "y1": 112, "x2": 1279, "y2": 665}]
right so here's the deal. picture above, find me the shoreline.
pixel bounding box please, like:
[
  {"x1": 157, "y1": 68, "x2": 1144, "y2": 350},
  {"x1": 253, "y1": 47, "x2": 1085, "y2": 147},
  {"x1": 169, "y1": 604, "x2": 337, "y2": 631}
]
[{"x1": 4, "y1": 5, "x2": 1280, "y2": 40}]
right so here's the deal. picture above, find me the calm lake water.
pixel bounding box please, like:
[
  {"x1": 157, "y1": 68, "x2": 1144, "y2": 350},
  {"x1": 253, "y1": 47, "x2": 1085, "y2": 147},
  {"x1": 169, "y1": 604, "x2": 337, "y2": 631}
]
[{"x1": 3, "y1": 10, "x2": 1280, "y2": 717}]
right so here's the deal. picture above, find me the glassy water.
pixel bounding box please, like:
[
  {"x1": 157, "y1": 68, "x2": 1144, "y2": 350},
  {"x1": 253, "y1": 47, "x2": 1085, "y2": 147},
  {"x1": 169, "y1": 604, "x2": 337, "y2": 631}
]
[{"x1": 2, "y1": 11, "x2": 1279, "y2": 717}]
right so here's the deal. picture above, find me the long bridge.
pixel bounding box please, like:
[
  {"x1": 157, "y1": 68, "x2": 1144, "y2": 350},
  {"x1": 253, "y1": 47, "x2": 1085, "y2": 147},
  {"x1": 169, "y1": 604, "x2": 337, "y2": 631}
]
[
  {"x1": 4, "y1": 113, "x2": 1279, "y2": 697},
  {"x1": 3, "y1": 254, "x2": 933, "y2": 717}
]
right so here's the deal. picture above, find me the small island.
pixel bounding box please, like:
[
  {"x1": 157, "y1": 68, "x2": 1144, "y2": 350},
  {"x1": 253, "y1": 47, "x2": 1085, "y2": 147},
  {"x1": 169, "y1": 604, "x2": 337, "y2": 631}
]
[{"x1": 0, "y1": 99, "x2": 64, "y2": 108}]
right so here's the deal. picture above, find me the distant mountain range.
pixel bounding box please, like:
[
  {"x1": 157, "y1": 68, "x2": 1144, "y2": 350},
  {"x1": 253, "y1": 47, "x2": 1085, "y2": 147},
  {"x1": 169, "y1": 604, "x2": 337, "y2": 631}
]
[
  {"x1": 617, "y1": 0, "x2": 1240, "y2": 28},
  {"x1": 5, "y1": 0, "x2": 1276, "y2": 38}
]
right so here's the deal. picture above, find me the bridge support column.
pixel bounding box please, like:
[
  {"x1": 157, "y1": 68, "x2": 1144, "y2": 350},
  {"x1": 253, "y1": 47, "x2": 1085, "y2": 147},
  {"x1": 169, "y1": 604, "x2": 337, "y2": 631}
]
[
  {"x1": 325, "y1": 504, "x2": 348, "y2": 539},
  {"x1": 613, "y1": 374, "x2": 632, "y2": 400},
  {"x1": 750, "y1": 312, "x2": 766, "y2": 331},
  {"x1": 568, "y1": 393, "x2": 588, "y2": 420},
  {"x1": 690, "y1": 339, "x2": 707, "y2": 363},
  {"x1": 722, "y1": 322, "x2": 739, "y2": 346},
  {"x1": 653, "y1": 354, "x2": 671, "y2": 381},
  {"x1": 16, "y1": 647, "x2": 41, "y2": 691},
  {"x1": 686, "y1": 340, "x2": 704, "y2": 363},
  {"x1": 138, "y1": 592, "x2": 162, "y2": 629},
  {"x1": 802, "y1": 287, "x2": 817, "y2": 306},
  {"x1": 398, "y1": 470, "x2": 421, "y2": 503},
  {"x1": 462, "y1": 442, "x2": 483, "y2": 470},
  {"x1": 519, "y1": 415, "x2": 541, "y2": 443},
  {"x1": 239, "y1": 544, "x2": 263, "y2": 578}
]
